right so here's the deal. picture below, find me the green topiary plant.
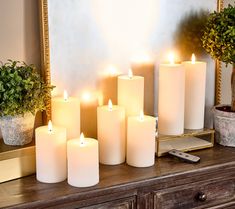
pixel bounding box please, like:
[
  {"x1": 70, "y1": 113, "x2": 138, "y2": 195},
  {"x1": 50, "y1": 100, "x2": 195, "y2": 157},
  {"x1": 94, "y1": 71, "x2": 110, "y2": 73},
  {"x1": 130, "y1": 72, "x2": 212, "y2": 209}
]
[
  {"x1": 201, "y1": 4, "x2": 235, "y2": 111},
  {"x1": 0, "y1": 60, "x2": 53, "y2": 116}
]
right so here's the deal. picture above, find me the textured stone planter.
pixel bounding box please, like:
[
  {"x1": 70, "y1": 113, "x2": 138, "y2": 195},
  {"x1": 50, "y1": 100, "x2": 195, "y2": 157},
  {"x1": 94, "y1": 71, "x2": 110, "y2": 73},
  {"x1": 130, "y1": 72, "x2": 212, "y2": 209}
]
[
  {"x1": 0, "y1": 112, "x2": 35, "y2": 146},
  {"x1": 213, "y1": 105, "x2": 235, "y2": 147}
]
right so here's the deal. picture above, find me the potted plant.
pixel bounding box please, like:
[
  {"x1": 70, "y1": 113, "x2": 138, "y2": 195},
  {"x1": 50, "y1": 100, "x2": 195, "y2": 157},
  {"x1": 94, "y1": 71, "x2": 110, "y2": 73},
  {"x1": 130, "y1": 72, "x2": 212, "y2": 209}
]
[
  {"x1": 202, "y1": 4, "x2": 235, "y2": 146},
  {"x1": 0, "y1": 60, "x2": 52, "y2": 146}
]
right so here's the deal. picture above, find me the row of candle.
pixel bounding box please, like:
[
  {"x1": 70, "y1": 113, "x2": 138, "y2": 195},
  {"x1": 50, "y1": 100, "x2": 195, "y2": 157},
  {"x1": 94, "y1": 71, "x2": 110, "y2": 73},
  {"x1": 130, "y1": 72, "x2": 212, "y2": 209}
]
[
  {"x1": 35, "y1": 52, "x2": 206, "y2": 187},
  {"x1": 159, "y1": 53, "x2": 206, "y2": 135},
  {"x1": 35, "y1": 71, "x2": 156, "y2": 186}
]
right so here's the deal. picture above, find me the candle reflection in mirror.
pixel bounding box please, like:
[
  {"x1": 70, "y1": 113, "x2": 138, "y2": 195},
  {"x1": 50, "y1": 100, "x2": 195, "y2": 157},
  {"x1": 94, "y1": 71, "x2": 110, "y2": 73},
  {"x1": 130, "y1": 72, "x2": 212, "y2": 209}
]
[
  {"x1": 80, "y1": 91, "x2": 99, "y2": 138},
  {"x1": 131, "y1": 52, "x2": 154, "y2": 116}
]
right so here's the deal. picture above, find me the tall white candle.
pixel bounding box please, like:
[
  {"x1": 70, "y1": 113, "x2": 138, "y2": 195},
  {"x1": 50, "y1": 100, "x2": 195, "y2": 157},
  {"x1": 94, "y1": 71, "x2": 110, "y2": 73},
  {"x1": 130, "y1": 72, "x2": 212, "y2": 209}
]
[
  {"x1": 127, "y1": 111, "x2": 156, "y2": 167},
  {"x1": 183, "y1": 54, "x2": 206, "y2": 129},
  {"x1": 52, "y1": 91, "x2": 80, "y2": 139},
  {"x1": 35, "y1": 121, "x2": 67, "y2": 183},
  {"x1": 158, "y1": 53, "x2": 185, "y2": 135},
  {"x1": 118, "y1": 69, "x2": 144, "y2": 117},
  {"x1": 97, "y1": 99, "x2": 125, "y2": 165},
  {"x1": 67, "y1": 133, "x2": 99, "y2": 187}
]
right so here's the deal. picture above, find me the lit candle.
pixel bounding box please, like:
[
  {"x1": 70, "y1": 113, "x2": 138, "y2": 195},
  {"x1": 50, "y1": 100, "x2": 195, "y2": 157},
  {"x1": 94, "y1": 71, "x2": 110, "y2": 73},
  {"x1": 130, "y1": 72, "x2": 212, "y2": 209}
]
[
  {"x1": 67, "y1": 133, "x2": 99, "y2": 187},
  {"x1": 97, "y1": 99, "x2": 125, "y2": 165},
  {"x1": 127, "y1": 111, "x2": 156, "y2": 167},
  {"x1": 118, "y1": 69, "x2": 144, "y2": 116},
  {"x1": 182, "y1": 54, "x2": 206, "y2": 129},
  {"x1": 158, "y1": 53, "x2": 185, "y2": 135},
  {"x1": 52, "y1": 90, "x2": 80, "y2": 139},
  {"x1": 35, "y1": 121, "x2": 67, "y2": 183},
  {"x1": 131, "y1": 53, "x2": 154, "y2": 115}
]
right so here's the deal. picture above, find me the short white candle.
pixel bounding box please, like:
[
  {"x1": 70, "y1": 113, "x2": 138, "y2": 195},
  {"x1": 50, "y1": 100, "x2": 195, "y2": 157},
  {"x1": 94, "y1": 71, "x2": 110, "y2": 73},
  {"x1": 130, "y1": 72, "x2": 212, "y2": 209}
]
[
  {"x1": 52, "y1": 90, "x2": 80, "y2": 139},
  {"x1": 118, "y1": 69, "x2": 144, "y2": 117},
  {"x1": 35, "y1": 121, "x2": 67, "y2": 183},
  {"x1": 158, "y1": 53, "x2": 185, "y2": 135},
  {"x1": 182, "y1": 54, "x2": 206, "y2": 129},
  {"x1": 67, "y1": 133, "x2": 99, "y2": 187},
  {"x1": 127, "y1": 111, "x2": 156, "y2": 167},
  {"x1": 97, "y1": 99, "x2": 125, "y2": 165}
]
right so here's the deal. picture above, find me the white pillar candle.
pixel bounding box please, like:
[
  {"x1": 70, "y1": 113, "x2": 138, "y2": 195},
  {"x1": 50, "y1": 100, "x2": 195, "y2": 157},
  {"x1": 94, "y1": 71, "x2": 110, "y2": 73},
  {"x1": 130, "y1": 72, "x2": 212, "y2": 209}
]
[
  {"x1": 67, "y1": 133, "x2": 99, "y2": 187},
  {"x1": 158, "y1": 53, "x2": 185, "y2": 135},
  {"x1": 97, "y1": 99, "x2": 125, "y2": 165},
  {"x1": 52, "y1": 91, "x2": 80, "y2": 139},
  {"x1": 35, "y1": 121, "x2": 67, "y2": 183},
  {"x1": 182, "y1": 54, "x2": 206, "y2": 129},
  {"x1": 127, "y1": 111, "x2": 156, "y2": 167},
  {"x1": 118, "y1": 69, "x2": 144, "y2": 117}
]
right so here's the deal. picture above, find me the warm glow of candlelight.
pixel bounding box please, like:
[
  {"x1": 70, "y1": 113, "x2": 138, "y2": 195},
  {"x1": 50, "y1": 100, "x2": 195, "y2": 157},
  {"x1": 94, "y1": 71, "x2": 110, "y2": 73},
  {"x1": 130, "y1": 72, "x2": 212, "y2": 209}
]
[
  {"x1": 128, "y1": 69, "x2": 133, "y2": 79},
  {"x1": 168, "y1": 52, "x2": 175, "y2": 64},
  {"x1": 131, "y1": 52, "x2": 152, "y2": 63},
  {"x1": 82, "y1": 91, "x2": 91, "y2": 102},
  {"x1": 64, "y1": 90, "x2": 68, "y2": 101},
  {"x1": 139, "y1": 110, "x2": 144, "y2": 121},
  {"x1": 80, "y1": 133, "x2": 85, "y2": 145},
  {"x1": 107, "y1": 65, "x2": 118, "y2": 76},
  {"x1": 108, "y1": 99, "x2": 112, "y2": 111},
  {"x1": 48, "y1": 120, "x2": 53, "y2": 132},
  {"x1": 191, "y1": 53, "x2": 196, "y2": 64}
]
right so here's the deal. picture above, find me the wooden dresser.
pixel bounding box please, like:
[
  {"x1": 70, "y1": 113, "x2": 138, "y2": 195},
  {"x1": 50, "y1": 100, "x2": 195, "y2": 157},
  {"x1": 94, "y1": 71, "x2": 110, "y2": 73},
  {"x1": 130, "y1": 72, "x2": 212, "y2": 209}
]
[{"x1": 0, "y1": 145, "x2": 235, "y2": 209}]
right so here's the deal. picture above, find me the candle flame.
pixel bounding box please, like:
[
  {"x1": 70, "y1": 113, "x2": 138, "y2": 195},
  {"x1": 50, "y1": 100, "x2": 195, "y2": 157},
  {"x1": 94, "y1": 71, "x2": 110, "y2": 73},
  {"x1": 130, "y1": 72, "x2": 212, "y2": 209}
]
[
  {"x1": 128, "y1": 69, "x2": 133, "y2": 79},
  {"x1": 191, "y1": 53, "x2": 196, "y2": 64},
  {"x1": 168, "y1": 52, "x2": 175, "y2": 64},
  {"x1": 139, "y1": 110, "x2": 144, "y2": 121},
  {"x1": 80, "y1": 133, "x2": 85, "y2": 145},
  {"x1": 64, "y1": 90, "x2": 68, "y2": 101},
  {"x1": 48, "y1": 120, "x2": 53, "y2": 132},
  {"x1": 108, "y1": 99, "x2": 113, "y2": 111}
]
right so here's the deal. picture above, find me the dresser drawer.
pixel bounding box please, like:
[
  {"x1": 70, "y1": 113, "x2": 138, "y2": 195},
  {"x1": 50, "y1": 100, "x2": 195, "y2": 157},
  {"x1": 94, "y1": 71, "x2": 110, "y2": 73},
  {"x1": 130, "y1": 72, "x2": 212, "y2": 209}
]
[{"x1": 154, "y1": 179, "x2": 235, "y2": 209}]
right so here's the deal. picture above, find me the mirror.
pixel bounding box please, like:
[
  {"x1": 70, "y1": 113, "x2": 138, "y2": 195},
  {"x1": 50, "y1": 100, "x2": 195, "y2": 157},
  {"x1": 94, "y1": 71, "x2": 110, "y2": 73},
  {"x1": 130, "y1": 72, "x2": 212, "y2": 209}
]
[
  {"x1": 41, "y1": 0, "x2": 221, "y2": 137},
  {"x1": 0, "y1": 0, "x2": 41, "y2": 183},
  {"x1": 218, "y1": 0, "x2": 234, "y2": 105}
]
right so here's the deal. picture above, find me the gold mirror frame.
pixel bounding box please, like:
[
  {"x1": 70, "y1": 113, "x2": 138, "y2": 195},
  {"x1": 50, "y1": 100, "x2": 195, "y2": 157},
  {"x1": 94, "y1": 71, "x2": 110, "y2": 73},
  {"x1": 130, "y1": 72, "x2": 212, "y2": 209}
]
[{"x1": 0, "y1": 0, "x2": 224, "y2": 183}]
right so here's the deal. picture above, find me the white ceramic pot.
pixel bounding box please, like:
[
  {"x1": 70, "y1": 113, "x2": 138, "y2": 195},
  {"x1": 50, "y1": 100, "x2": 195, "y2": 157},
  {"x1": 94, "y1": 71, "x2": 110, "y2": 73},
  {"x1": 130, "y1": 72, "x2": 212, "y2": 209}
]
[
  {"x1": 0, "y1": 112, "x2": 35, "y2": 146},
  {"x1": 213, "y1": 105, "x2": 235, "y2": 147}
]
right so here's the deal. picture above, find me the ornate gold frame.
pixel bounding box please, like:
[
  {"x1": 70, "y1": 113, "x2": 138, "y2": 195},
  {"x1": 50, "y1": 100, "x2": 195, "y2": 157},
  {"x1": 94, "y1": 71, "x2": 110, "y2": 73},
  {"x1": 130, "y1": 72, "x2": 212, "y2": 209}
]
[{"x1": 0, "y1": 0, "x2": 224, "y2": 183}]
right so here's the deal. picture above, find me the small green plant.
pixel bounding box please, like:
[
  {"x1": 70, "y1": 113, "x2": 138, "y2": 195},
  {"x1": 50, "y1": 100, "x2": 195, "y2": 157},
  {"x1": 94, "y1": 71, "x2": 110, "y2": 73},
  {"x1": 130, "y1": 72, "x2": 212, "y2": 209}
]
[
  {"x1": 201, "y1": 4, "x2": 235, "y2": 111},
  {"x1": 0, "y1": 60, "x2": 53, "y2": 116}
]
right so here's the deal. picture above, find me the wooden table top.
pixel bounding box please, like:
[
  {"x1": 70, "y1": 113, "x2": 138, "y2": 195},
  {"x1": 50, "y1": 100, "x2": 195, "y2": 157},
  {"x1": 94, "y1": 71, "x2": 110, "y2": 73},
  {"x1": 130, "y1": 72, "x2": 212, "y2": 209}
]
[{"x1": 0, "y1": 145, "x2": 235, "y2": 208}]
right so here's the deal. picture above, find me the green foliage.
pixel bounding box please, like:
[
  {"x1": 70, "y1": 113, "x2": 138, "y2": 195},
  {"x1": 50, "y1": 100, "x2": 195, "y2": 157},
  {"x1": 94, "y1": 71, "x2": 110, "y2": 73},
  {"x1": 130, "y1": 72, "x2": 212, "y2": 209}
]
[
  {"x1": 202, "y1": 4, "x2": 235, "y2": 65},
  {"x1": 0, "y1": 60, "x2": 53, "y2": 116}
]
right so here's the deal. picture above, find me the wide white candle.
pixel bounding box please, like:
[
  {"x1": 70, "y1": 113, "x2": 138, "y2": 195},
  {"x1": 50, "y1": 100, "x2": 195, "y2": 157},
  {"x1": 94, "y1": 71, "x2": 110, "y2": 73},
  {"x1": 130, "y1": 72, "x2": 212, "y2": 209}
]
[
  {"x1": 127, "y1": 111, "x2": 156, "y2": 167},
  {"x1": 52, "y1": 91, "x2": 80, "y2": 139},
  {"x1": 67, "y1": 133, "x2": 99, "y2": 187},
  {"x1": 158, "y1": 53, "x2": 185, "y2": 135},
  {"x1": 97, "y1": 99, "x2": 125, "y2": 165},
  {"x1": 35, "y1": 121, "x2": 67, "y2": 183},
  {"x1": 183, "y1": 54, "x2": 206, "y2": 129},
  {"x1": 118, "y1": 69, "x2": 144, "y2": 117}
]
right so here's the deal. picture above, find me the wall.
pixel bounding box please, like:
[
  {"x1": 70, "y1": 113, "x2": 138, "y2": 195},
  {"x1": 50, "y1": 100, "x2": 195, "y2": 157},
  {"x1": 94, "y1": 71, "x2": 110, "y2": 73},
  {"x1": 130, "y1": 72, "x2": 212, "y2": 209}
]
[{"x1": 0, "y1": 0, "x2": 41, "y2": 138}]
